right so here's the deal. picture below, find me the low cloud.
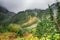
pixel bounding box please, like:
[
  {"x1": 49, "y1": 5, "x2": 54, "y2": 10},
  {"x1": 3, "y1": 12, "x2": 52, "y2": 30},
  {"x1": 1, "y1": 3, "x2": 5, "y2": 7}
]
[{"x1": 0, "y1": 0, "x2": 58, "y2": 13}]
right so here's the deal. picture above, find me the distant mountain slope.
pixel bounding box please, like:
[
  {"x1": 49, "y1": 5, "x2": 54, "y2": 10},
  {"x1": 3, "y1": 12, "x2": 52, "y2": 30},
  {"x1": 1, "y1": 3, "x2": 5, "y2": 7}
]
[
  {"x1": 0, "y1": 6, "x2": 16, "y2": 25},
  {"x1": 11, "y1": 9, "x2": 47, "y2": 26},
  {"x1": 11, "y1": 2, "x2": 60, "y2": 25},
  {"x1": 0, "y1": 2, "x2": 59, "y2": 26}
]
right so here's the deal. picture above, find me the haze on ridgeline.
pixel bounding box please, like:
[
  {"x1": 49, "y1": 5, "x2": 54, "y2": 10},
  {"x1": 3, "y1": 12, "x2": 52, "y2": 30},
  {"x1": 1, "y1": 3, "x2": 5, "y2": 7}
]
[{"x1": 0, "y1": 0, "x2": 60, "y2": 13}]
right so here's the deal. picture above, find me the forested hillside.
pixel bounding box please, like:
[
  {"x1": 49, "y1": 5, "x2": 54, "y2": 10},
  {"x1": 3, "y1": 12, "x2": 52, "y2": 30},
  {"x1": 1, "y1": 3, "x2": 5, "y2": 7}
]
[
  {"x1": 0, "y1": 2, "x2": 60, "y2": 40},
  {"x1": 0, "y1": 6, "x2": 15, "y2": 25}
]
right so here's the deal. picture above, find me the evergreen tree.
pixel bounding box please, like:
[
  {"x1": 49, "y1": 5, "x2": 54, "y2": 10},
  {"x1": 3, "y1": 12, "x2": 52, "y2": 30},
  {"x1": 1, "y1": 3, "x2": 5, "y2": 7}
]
[
  {"x1": 56, "y1": 1, "x2": 60, "y2": 31},
  {"x1": 48, "y1": 5, "x2": 54, "y2": 20}
]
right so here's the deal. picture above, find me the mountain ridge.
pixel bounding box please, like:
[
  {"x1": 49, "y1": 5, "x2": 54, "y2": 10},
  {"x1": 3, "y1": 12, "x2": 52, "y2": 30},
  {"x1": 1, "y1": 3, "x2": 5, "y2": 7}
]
[
  {"x1": 0, "y1": 6, "x2": 16, "y2": 25},
  {"x1": 0, "y1": 2, "x2": 59, "y2": 26}
]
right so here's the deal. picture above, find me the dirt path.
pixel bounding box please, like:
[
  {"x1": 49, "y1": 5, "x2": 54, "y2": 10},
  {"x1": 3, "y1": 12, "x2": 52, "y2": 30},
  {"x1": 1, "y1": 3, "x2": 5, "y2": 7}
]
[{"x1": 27, "y1": 23, "x2": 38, "y2": 28}]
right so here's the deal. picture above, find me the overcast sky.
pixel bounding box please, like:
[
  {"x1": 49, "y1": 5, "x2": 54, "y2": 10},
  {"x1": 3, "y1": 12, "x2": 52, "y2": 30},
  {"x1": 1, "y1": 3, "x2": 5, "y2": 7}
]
[{"x1": 0, "y1": 0, "x2": 60, "y2": 13}]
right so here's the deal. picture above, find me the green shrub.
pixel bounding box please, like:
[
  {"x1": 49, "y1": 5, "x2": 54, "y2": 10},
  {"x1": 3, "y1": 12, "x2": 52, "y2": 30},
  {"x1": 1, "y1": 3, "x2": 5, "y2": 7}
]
[
  {"x1": 8, "y1": 24, "x2": 21, "y2": 32},
  {"x1": 0, "y1": 25, "x2": 8, "y2": 33}
]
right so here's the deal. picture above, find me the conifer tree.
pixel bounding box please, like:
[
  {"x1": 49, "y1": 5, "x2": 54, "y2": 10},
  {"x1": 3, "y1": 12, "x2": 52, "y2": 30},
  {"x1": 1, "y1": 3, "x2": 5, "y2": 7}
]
[
  {"x1": 48, "y1": 5, "x2": 54, "y2": 20},
  {"x1": 56, "y1": 1, "x2": 60, "y2": 31}
]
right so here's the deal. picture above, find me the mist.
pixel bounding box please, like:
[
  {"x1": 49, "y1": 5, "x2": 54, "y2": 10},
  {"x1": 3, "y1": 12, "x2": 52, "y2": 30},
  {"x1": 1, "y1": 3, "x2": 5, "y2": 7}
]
[{"x1": 0, "y1": 0, "x2": 59, "y2": 13}]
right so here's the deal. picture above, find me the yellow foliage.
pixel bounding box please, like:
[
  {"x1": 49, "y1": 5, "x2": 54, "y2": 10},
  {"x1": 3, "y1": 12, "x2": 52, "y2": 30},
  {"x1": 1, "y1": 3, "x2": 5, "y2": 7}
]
[
  {"x1": 22, "y1": 17, "x2": 37, "y2": 26},
  {"x1": 0, "y1": 32, "x2": 60, "y2": 40}
]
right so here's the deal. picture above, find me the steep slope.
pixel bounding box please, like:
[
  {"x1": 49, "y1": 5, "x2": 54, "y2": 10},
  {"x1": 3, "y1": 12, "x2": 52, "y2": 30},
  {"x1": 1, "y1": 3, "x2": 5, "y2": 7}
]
[
  {"x1": 10, "y1": 9, "x2": 47, "y2": 28},
  {"x1": 0, "y1": 6, "x2": 15, "y2": 25},
  {"x1": 11, "y1": 2, "x2": 60, "y2": 26}
]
